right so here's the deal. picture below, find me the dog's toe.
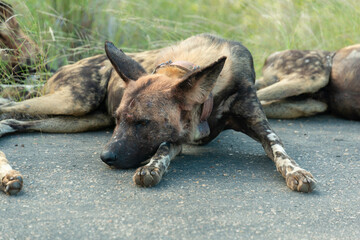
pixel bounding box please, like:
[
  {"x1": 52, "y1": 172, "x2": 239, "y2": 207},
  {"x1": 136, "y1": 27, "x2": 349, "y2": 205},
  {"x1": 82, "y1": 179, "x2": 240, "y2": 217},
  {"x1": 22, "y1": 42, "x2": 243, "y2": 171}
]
[
  {"x1": 133, "y1": 166, "x2": 162, "y2": 187},
  {"x1": 1, "y1": 170, "x2": 23, "y2": 195},
  {"x1": 286, "y1": 169, "x2": 316, "y2": 193}
]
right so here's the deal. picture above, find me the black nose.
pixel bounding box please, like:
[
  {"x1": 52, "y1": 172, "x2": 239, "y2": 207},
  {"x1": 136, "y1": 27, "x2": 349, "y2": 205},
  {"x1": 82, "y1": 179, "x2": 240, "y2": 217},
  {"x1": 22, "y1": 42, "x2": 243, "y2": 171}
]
[{"x1": 100, "y1": 150, "x2": 117, "y2": 166}]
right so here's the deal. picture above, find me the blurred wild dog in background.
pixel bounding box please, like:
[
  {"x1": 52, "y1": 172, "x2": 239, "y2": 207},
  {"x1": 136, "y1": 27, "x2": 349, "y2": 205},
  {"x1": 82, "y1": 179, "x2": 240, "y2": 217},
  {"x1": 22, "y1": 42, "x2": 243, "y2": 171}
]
[
  {"x1": 0, "y1": 1, "x2": 43, "y2": 102},
  {"x1": 256, "y1": 45, "x2": 360, "y2": 121}
]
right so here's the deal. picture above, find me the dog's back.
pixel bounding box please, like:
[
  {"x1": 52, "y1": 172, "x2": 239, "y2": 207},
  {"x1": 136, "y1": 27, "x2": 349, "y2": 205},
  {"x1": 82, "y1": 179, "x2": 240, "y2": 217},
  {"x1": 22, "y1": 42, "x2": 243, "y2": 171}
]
[{"x1": 103, "y1": 34, "x2": 255, "y2": 119}]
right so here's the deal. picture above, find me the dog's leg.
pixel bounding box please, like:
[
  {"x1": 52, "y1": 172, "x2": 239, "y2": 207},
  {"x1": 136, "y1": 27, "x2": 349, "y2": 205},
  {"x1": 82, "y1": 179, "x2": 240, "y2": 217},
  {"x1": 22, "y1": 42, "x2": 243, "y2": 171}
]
[
  {"x1": 261, "y1": 99, "x2": 328, "y2": 119},
  {"x1": 0, "y1": 112, "x2": 113, "y2": 136},
  {"x1": 133, "y1": 142, "x2": 182, "y2": 187},
  {"x1": 262, "y1": 128, "x2": 316, "y2": 192},
  {"x1": 0, "y1": 88, "x2": 96, "y2": 117},
  {"x1": 229, "y1": 88, "x2": 316, "y2": 192},
  {"x1": 0, "y1": 151, "x2": 23, "y2": 195}
]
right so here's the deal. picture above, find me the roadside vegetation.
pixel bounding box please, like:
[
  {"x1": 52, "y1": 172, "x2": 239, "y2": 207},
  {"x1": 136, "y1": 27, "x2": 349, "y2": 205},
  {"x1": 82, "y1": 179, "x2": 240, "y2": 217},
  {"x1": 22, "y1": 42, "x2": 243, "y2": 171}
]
[{"x1": 5, "y1": 0, "x2": 360, "y2": 83}]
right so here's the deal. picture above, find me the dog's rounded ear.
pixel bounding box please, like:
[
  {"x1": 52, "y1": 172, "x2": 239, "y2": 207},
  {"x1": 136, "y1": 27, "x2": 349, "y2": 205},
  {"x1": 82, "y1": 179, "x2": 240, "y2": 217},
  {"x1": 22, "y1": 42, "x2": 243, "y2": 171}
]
[
  {"x1": 105, "y1": 41, "x2": 147, "y2": 83},
  {"x1": 173, "y1": 56, "x2": 226, "y2": 110}
]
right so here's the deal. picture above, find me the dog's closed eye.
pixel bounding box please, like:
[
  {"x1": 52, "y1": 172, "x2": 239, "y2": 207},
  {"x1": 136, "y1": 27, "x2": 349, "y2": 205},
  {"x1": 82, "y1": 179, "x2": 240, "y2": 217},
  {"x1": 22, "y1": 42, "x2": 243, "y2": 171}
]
[{"x1": 136, "y1": 119, "x2": 150, "y2": 127}]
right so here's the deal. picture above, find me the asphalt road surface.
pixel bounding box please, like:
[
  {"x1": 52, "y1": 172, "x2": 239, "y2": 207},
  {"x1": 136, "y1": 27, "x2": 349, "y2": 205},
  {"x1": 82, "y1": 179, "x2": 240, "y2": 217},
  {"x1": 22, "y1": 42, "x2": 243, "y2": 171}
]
[{"x1": 0, "y1": 115, "x2": 359, "y2": 240}]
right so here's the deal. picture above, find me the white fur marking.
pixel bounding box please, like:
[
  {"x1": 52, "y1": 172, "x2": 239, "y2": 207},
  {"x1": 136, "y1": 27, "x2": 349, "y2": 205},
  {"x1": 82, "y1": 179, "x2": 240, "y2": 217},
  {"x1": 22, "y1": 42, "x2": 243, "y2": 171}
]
[
  {"x1": 271, "y1": 143, "x2": 299, "y2": 173},
  {"x1": 148, "y1": 154, "x2": 170, "y2": 169},
  {"x1": 155, "y1": 155, "x2": 170, "y2": 169},
  {"x1": 347, "y1": 49, "x2": 360, "y2": 59},
  {"x1": 0, "y1": 164, "x2": 13, "y2": 178},
  {"x1": 286, "y1": 166, "x2": 303, "y2": 175},
  {"x1": 271, "y1": 143, "x2": 287, "y2": 156},
  {"x1": 267, "y1": 132, "x2": 279, "y2": 142},
  {"x1": 277, "y1": 158, "x2": 296, "y2": 171},
  {"x1": 0, "y1": 98, "x2": 10, "y2": 104},
  {"x1": 0, "y1": 123, "x2": 15, "y2": 137}
]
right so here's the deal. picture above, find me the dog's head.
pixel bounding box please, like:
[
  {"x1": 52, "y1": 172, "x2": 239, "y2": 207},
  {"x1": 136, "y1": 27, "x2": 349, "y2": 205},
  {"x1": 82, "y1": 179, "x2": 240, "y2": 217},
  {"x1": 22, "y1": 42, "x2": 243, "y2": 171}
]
[{"x1": 101, "y1": 42, "x2": 225, "y2": 168}]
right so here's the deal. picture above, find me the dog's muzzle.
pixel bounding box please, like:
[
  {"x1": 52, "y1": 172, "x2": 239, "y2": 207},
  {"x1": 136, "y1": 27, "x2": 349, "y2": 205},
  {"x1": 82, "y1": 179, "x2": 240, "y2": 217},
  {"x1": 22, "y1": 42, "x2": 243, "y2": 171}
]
[
  {"x1": 100, "y1": 136, "x2": 156, "y2": 169},
  {"x1": 100, "y1": 148, "x2": 145, "y2": 169}
]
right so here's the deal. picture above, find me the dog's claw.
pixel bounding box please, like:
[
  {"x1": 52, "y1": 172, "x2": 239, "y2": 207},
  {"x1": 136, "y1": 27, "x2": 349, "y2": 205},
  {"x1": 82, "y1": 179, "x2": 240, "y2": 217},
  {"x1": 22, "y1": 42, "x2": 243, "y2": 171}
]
[
  {"x1": 133, "y1": 166, "x2": 162, "y2": 187},
  {"x1": 1, "y1": 170, "x2": 23, "y2": 195},
  {"x1": 286, "y1": 169, "x2": 316, "y2": 193}
]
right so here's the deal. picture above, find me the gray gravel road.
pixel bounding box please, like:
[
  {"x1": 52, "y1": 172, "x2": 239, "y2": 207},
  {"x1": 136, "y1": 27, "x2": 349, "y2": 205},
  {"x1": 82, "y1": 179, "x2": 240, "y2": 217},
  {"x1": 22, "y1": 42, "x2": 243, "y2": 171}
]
[{"x1": 0, "y1": 115, "x2": 359, "y2": 240}]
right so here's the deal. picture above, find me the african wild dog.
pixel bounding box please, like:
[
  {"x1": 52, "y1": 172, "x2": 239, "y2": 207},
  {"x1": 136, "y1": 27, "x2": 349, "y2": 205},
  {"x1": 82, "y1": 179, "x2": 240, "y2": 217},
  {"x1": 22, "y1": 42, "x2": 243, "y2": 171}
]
[
  {"x1": 256, "y1": 45, "x2": 360, "y2": 120},
  {"x1": 0, "y1": 34, "x2": 316, "y2": 195}
]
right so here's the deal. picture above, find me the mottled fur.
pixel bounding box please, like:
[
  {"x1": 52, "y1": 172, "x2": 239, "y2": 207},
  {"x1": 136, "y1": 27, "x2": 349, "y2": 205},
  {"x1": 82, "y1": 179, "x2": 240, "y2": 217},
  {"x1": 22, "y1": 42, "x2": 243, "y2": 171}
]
[
  {"x1": 257, "y1": 45, "x2": 360, "y2": 120},
  {"x1": 0, "y1": 34, "x2": 315, "y2": 195}
]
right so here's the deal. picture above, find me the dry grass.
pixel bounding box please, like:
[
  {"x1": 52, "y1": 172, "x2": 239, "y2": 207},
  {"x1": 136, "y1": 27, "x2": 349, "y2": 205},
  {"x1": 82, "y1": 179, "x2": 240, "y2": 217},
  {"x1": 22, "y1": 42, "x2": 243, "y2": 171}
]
[{"x1": 6, "y1": 0, "x2": 360, "y2": 80}]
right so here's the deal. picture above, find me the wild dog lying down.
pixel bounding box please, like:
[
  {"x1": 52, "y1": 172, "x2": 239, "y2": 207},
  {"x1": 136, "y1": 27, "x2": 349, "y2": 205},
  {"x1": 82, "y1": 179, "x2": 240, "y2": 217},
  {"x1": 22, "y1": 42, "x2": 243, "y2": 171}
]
[
  {"x1": 256, "y1": 45, "x2": 360, "y2": 120},
  {"x1": 0, "y1": 34, "x2": 316, "y2": 195}
]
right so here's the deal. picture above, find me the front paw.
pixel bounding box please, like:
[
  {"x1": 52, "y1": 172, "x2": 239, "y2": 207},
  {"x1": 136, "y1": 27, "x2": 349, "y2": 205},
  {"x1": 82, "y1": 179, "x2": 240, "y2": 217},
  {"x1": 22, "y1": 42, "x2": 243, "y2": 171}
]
[
  {"x1": 1, "y1": 170, "x2": 23, "y2": 195},
  {"x1": 286, "y1": 169, "x2": 316, "y2": 192},
  {"x1": 133, "y1": 166, "x2": 162, "y2": 187}
]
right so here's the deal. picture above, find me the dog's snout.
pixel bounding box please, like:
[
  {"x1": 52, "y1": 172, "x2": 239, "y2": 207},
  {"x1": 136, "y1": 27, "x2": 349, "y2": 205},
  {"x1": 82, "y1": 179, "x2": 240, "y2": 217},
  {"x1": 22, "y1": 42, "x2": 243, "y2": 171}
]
[
  {"x1": 100, "y1": 149, "x2": 142, "y2": 169},
  {"x1": 100, "y1": 150, "x2": 117, "y2": 166}
]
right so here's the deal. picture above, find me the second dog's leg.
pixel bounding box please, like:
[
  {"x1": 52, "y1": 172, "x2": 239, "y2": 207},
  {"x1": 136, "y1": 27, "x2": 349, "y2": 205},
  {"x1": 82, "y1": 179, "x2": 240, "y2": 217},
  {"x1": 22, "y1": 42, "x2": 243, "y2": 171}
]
[
  {"x1": 261, "y1": 99, "x2": 328, "y2": 119},
  {"x1": 0, "y1": 151, "x2": 23, "y2": 195},
  {"x1": 0, "y1": 112, "x2": 113, "y2": 136},
  {"x1": 133, "y1": 142, "x2": 182, "y2": 187},
  {"x1": 0, "y1": 88, "x2": 101, "y2": 117}
]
